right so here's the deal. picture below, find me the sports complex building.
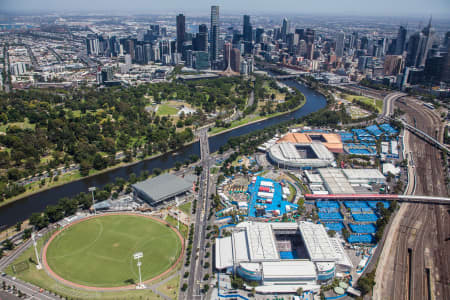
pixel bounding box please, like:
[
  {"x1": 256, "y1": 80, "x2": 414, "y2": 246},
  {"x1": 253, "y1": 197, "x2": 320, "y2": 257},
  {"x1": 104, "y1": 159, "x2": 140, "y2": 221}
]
[
  {"x1": 267, "y1": 132, "x2": 343, "y2": 169},
  {"x1": 215, "y1": 221, "x2": 352, "y2": 294},
  {"x1": 132, "y1": 173, "x2": 194, "y2": 205}
]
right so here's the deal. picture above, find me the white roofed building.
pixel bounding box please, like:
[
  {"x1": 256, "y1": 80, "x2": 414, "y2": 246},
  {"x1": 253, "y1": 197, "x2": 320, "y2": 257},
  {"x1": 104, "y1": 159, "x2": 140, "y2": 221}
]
[{"x1": 215, "y1": 221, "x2": 342, "y2": 292}]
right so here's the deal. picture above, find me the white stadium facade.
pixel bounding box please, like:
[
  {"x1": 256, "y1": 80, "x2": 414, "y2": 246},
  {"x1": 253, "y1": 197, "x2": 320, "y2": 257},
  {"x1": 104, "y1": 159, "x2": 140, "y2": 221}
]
[
  {"x1": 268, "y1": 142, "x2": 335, "y2": 168},
  {"x1": 215, "y1": 221, "x2": 352, "y2": 294}
]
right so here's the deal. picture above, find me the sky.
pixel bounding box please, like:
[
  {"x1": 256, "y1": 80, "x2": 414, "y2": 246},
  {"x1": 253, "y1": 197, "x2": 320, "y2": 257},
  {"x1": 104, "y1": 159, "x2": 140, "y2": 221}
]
[{"x1": 1, "y1": 0, "x2": 450, "y2": 18}]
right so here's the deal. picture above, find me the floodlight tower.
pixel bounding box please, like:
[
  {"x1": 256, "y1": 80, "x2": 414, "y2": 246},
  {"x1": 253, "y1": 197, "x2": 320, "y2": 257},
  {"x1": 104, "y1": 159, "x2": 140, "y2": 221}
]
[
  {"x1": 31, "y1": 232, "x2": 42, "y2": 269},
  {"x1": 88, "y1": 186, "x2": 97, "y2": 215},
  {"x1": 175, "y1": 197, "x2": 180, "y2": 230},
  {"x1": 133, "y1": 252, "x2": 144, "y2": 289}
]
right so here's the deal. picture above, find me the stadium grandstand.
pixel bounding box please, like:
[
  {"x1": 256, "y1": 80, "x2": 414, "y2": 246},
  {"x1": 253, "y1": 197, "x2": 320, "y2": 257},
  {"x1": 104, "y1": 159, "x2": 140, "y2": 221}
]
[{"x1": 215, "y1": 221, "x2": 352, "y2": 293}]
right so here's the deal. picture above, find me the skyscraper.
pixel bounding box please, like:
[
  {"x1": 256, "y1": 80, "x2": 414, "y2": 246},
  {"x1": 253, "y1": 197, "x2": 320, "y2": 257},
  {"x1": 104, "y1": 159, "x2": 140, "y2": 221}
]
[
  {"x1": 441, "y1": 44, "x2": 450, "y2": 83},
  {"x1": 243, "y1": 15, "x2": 253, "y2": 54},
  {"x1": 406, "y1": 31, "x2": 426, "y2": 67},
  {"x1": 210, "y1": 5, "x2": 220, "y2": 61},
  {"x1": 176, "y1": 14, "x2": 185, "y2": 54},
  {"x1": 243, "y1": 15, "x2": 252, "y2": 42},
  {"x1": 86, "y1": 34, "x2": 99, "y2": 56},
  {"x1": 419, "y1": 18, "x2": 435, "y2": 67},
  {"x1": 223, "y1": 42, "x2": 232, "y2": 70},
  {"x1": 394, "y1": 26, "x2": 407, "y2": 55},
  {"x1": 231, "y1": 48, "x2": 241, "y2": 73},
  {"x1": 255, "y1": 28, "x2": 264, "y2": 44},
  {"x1": 281, "y1": 18, "x2": 290, "y2": 42},
  {"x1": 336, "y1": 31, "x2": 345, "y2": 58}
]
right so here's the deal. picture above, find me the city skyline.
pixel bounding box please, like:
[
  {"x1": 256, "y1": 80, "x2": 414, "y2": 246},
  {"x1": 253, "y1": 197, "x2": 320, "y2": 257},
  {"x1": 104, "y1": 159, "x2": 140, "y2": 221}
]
[{"x1": 1, "y1": 0, "x2": 450, "y2": 18}]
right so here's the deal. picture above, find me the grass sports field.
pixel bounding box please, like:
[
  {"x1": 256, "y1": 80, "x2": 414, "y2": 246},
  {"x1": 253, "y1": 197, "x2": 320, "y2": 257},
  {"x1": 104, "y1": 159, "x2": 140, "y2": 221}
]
[{"x1": 45, "y1": 214, "x2": 182, "y2": 288}]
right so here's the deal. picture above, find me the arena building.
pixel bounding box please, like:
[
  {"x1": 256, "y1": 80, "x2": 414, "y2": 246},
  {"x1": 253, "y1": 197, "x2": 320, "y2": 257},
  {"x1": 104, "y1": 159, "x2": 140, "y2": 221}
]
[
  {"x1": 268, "y1": 142, "x2": 335, "y2": 168},
  {"x1": 215, "y1": 221, "x2": 352, "y2": 294},
  {"x1": 132, "y1": 173, "x2": 193, "y2": 205},
  {"x1": 277, "y1": 132, "x2": 344, "y2": 153}
]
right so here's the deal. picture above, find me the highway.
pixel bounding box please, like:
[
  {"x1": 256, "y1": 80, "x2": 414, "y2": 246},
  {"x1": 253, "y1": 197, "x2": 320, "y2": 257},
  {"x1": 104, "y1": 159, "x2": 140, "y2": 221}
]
[
  {"x1": 186, "y1": 128, "x2": 212, "y2": 299},
  {"x1": 374, "y1": 97, "x2": 449, "y2": 300},
  {"x1": 382, "y1": 92, "x2": 406, "y2": 118}
]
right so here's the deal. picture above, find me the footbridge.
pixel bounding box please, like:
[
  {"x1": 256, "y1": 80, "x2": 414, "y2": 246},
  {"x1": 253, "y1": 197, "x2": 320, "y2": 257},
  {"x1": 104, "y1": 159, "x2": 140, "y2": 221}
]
[
  {"x1": 382, "y1": 116, "x2": 449, "y2": 154},
  {"x1": 304, "y1": 194, "x2": 450, "y2": 205}
]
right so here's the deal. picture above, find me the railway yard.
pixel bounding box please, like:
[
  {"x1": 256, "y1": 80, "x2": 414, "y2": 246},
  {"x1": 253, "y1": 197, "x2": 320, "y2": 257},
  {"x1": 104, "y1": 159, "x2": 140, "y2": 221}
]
[{"x1": 374, "y1": 97, "x2": 450, "y2": 300}]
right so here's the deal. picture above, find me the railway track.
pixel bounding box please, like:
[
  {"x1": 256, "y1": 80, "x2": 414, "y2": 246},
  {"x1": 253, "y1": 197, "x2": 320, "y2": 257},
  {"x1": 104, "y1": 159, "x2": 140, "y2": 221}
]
[{"x1": 385, "y1": 98, "x2": 449, "y2": 300}]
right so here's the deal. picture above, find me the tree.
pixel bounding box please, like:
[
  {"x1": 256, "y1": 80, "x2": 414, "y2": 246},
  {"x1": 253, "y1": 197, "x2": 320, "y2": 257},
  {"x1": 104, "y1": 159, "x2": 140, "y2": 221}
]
[
  {"x1": 93, "y1": 153, "x2": 107, "y2": 170},
  {"x1": 296, "y1": 287, "x2": 303, "y2": 296},
  {"x1": 15, "y1": 221, "x2": 22, "y2": 231},
  {"x1": 342, "y1": 227, "x2": 350, "y2": 240},
  {"x1": 202, "y1": 284, "x2": 209, "y2": 293},
  {"x1": 181, "y1": 283, "x2": 188, "y2": 292},
  {"x1": 23, "y1": 228, "x2": 32, "y2": 239},
  {"x1": 3, "y1": 239, "x2": 13, "y2": 250},
  {"x1": 195, "y1": 166, "x2": 203, "y2": 176},
  {"x1": 184, "y1": 272, "x2": 189, "y2": 278},
  {"x1": 357, "y1": 270, "x2": 376, "y2": 295},
  {"x1": 152, "y1": 168, "x2": 162, "y2": 176},
  {"x1": 328, "y1": 230, "x2": 336, "y2": 237}
]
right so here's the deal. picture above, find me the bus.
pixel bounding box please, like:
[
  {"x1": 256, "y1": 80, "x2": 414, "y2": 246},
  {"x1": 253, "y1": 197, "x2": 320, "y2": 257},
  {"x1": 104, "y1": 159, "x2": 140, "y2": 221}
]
[{"x1": 424, "y1": 103, "x2": 435, "y2": 110}]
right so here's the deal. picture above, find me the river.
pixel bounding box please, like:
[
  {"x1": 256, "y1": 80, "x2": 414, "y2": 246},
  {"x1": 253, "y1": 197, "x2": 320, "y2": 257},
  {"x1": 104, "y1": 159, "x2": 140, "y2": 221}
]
[{"x1": 0, "y1": 80, "x2": 326, "y2": 227}]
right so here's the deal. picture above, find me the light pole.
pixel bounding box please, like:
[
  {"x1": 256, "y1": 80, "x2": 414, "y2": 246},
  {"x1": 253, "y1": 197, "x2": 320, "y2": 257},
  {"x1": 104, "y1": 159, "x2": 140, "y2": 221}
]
[
  {"x1": 31, "y1": 232, "x2": 42, "y2": 269},
  {"x1": 88, "y1": 187, "x2": 97, "y2": 215},
  {"x1": 133, "y1": 252, "x2": 144, "y2": 289},
  {"x1": 175, "y1": 197, "x2": 179, "y2": 230}
]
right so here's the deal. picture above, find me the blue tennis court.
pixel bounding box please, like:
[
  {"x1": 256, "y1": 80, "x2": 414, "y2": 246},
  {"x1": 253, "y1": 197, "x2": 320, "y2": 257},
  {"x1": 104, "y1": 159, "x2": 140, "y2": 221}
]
[
  {"x1": 348, "y1": 234, "x2": 375, "y2": 244},
  {"x1": 319, "y1": 212, "x2": 344, "y2": 221},
  {"x1": 316, "y1": 201, "x2": 339, "y2": 208},
  {"x1": 323, "y1": 222, "x2": 344, "y2": 232},
  {"x1": 352, "y1": 213, "x2": 378, "y2": 222},
  {"x1": 279, "y1": 251, "x2": 299, "y2": 259},
  {"x1": 349, "y1": 223, "x2": 377, "y2": 233},
  {"x1": 367, "y1": 201, "x2": 390, "y2": 209}
]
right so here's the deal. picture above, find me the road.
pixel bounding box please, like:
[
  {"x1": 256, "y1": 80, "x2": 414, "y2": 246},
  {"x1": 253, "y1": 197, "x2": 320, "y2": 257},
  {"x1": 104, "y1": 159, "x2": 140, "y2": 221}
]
[
  {"x1": 373, "y1": 97, "x2": 449, "y2": 300},
  {"x1": 186, "y1": 128, "x2": 212, "y2": 299},
  {"x1": 0, "y1": 228, "x2": 58, "y2": 300},
  {"x1": 382, "y1": 92, "x2": 406, "y2": 118}
]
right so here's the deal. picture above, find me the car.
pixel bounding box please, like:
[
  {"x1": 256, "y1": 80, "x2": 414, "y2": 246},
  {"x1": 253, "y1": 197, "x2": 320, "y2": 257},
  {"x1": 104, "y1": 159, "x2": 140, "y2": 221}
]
[{"x1": 1, "y1": 272, "x2": 6, "y2": 276}]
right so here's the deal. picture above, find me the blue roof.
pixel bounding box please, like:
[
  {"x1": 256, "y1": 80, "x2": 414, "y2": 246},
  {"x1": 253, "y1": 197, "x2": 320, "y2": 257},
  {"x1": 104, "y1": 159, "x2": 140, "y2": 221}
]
[{"x1": 365, "y1": 125, "x2": 383, "y2": 137}]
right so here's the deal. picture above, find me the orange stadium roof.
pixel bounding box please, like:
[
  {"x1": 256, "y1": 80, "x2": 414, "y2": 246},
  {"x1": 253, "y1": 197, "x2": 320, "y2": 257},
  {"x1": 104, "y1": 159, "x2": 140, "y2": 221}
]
[{"x1": 276, "y1": 132, "x2": 344, "y2": 153}]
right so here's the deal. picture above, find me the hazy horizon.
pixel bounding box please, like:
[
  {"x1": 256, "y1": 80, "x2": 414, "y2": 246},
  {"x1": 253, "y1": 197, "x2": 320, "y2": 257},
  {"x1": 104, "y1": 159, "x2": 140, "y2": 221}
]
[{"x1": 1, "y1": 0, "x2": 450, "y2": 18}]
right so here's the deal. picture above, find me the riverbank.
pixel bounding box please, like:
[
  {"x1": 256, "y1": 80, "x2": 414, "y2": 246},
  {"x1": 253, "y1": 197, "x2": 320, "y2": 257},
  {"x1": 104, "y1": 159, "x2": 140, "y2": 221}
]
[
  {"x1": 1, "y1": 92, "x2": 306, "y2": 209},
  {"x1": 209, "y1": 93, "x2": 307, "y2": 136},
  {"x1": 0, "y1": 79, "x2": 328, "y2": 228},
  {"x1": 0, "y1": 147, "x2": 190, "y2": 209}
]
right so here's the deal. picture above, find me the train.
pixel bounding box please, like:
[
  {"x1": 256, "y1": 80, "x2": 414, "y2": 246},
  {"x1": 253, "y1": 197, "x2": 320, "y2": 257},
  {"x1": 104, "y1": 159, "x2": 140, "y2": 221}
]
[{"x1": 423, "y1": 103, "x2": 435, "y2": 110}]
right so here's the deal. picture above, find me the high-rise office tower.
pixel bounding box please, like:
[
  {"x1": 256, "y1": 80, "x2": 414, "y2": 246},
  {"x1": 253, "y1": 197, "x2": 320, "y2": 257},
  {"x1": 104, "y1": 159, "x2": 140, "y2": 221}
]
[
  {"x1": 243, "y1": 15, "x2": 252, "y2": 42},
  {"x1": 442, "y1": 44, "x2": 450, "y2": 83},
  {"x1": 231, "y1": 48, "x2": 241, "y2": 73},
  {"x1": 176, "y1": 14, "x2": 185, "y2": 54},
  {"x1": 406, "y1": 31, "x2": 426, "y2": 67},
  {"x1": 384, "y1": 55, "x2": 404, "y2": 75},
  {"x1": 210, "y1": 5, "x2": 220, "y2": 61},
  {"x1": 255, "y1": 28, "x2": 264, "y2": 44},
  {"x1": 86, "y1": 34, "x2": 99, "y2": 56},
  {"x1": 243, "y1": 15, "x2": 253, "y2": 54},
  {"x1": 194, "y1": 24, "x2": 208, "y2": 51},
  {"x1": 395, "y1": 26, "x2": 407, "y2": 55},
  {"x1": 223, "y1": 42, "x2": 232, "y2": 70},
  {"x1": 336, "y1": 31, "x2": 345, "y2": 58},
  {"x1": 349, "y1": 31, "x2": 358, "y2": 50},
  {"x1": 419, "y1": 18, "x2": 435, "y2": 67},
  {"x1": 281, "y1": 18, "x2": 290, "y2": 42}
]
